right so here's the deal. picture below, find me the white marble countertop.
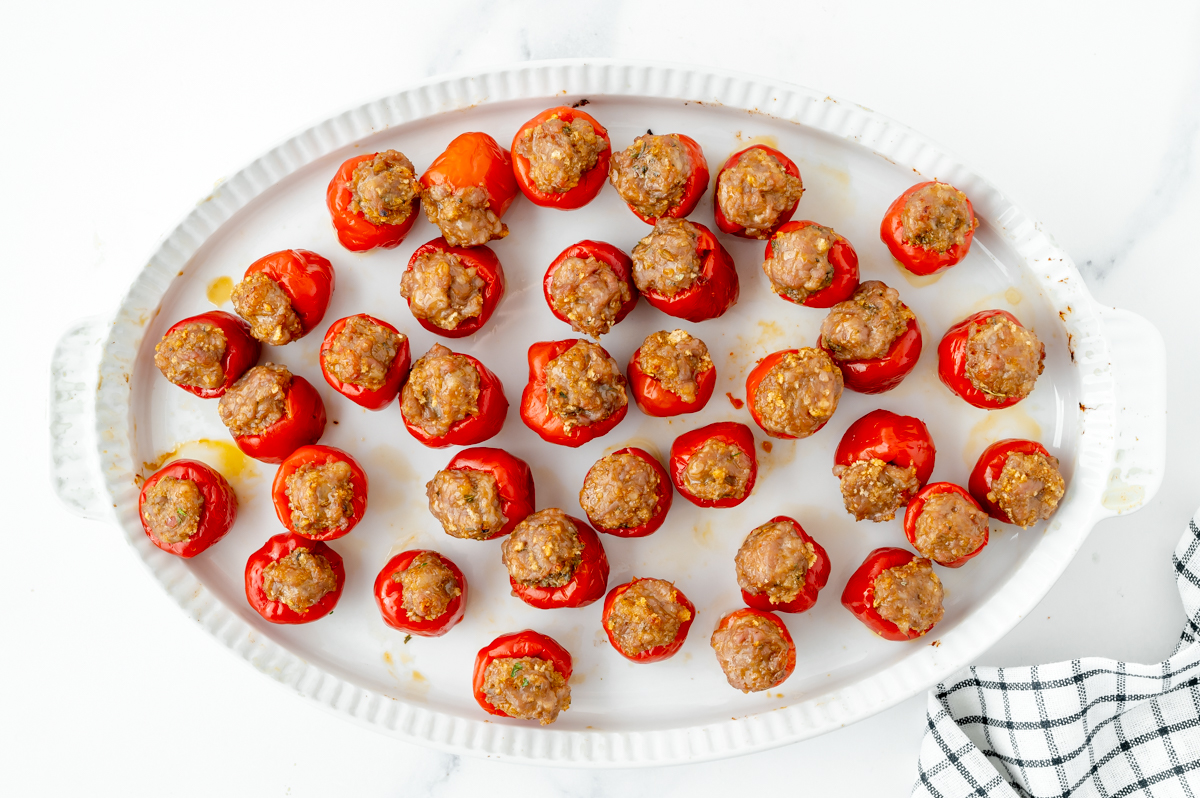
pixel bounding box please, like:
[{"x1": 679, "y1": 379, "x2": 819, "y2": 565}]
[{"x1": 6, "y1": 1, "x2": 1200, "y2": 794}]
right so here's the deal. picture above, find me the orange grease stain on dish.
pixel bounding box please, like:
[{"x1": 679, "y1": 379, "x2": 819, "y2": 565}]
[
  {"x1": 761, "y1": 440, "x2": 773, "y2": 453},
  {"x1": 206, "y1": 276, "x2": 234, "y2": 306},
  {"x1": 143, "y1": 439, "x2": 259, "y2": 492},
  {"x1": 756, "y1": 320, "x2": 785, "y2": 349},
  {"x1": 726, "y1": 392, "x2": 744, "y2": 409},
  {"x1": 693, "y1": 520, "x2": 716, "y2": 548},
  {"x1": 411, "y1": 670, "x2": 427, "y2": 682},
  {"x1": 964, "y1": 407, "x2": 1043, "y2": 468},
  {"x1": 893, "y1": 257, "x2": 945, "y2": 288}
]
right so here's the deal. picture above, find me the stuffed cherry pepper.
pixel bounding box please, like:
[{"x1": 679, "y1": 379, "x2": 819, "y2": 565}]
[
  {"x1": 602, "y1": 578, "x2": 695, "y2": 663},
  {"x1": 735, "y1": 516, "x2": 830, "y2": 614},
  {"x1": 245, "y1": 532, "x2": 344, "y2": 625},
  {"x1": 401, "y1": 343, "x2": 508, "y2": 448},
  {"x1": 631, "y1": 218, "x2": 739, "y2": 323},
  {"x1": 319, "y1": 314, "x2": 410, "y2": 410},
  {"x1": 326, "y1": 149, "x2": 421, "y2": 252},
  {"x1": 230, "y1": 249, "x2": 335, "y2": 346},
  {"x1": 608, "y1": 133, "x2": 708, "y2": 223},
  {"x1": 937, "y1": 310, "x2": 1045, "y2": 409},
  {"x1": 904, "y1": 483, "x2": 990, "y2": 568},
  {"x1": 426, "y1": 447, "x2": 535, "y2": 541},
  {"x1": 710, "y1": 608, "x2": 796, "y2": 693},
  {"x1": 969, "y1": 439, "x2": 1066, "y2": 528},
  {"x1": 217, "y1": 364, "x2": 327, "y2": 464},
  {"x1": 669, "y1": 421, "x2": 758, "y2": 508},
  {"x1": 745, "y1": 347, "x2": 844, "y2": 440},
  {"x1": 270, "y1": 445, "x2": 368, "y2": 541},
  {"x1": 511, "y1": 106, "x2": 610, "y2": 209},
  {"x1": 818, "y1": 280, "x2": 922, "y2": 394},
  {"x1": 714, "y1": 144, "x2": 804, "y2": 239},
  {"x1": 519, "y1": 339, "x2": 628, "y2": 447},
  {"x1": 761, "y1": 221, "x2": 860, "y2": 308},
  {"x1": 881, "y1": 180, "x2": 979, "y2": 275},
  {"x1": 579, "y1": 447, "x2": 672, "y2": 538},
  {"x1": 472, "y1": 630, "x2": 573, "y2": 725},
  {"x1": 543, "y1": 240, "x2": 637, "y2": 338},
  {"x1": 500, "y1": 508, "x2": 610, "y2": 610},
  {"x1": 153, "y1": 311, "x2": 261, "y2": 399},
  {"x1": 627, "y1": 329, "x2": 715, "y2": 417},
  {"x1": 138, "y1": 459, "x2": 237, "y2": 558},
  {"x1": 374, "y1": 550, "x2": 466, "y2": 637},
  {"x1": 841, "y1": 547, "x2": 944, "y2": 641},
  {"x1": 419, "y1": 132, "x2": 519, "y2": 247},
  {"x1": 400, "y1": 238, "x2": 506, "y2": 338},
  {"x1": 833, "y1": 409, "x2": 936, "y2": 523}
]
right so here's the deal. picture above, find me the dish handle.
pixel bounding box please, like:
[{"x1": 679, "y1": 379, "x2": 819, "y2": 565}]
[
  {"x1": 1095, "y1": 307, "x2": 1166, "y2": 519},
  {"x1": 49, "y1": 316, "x2": 113, "y2": 521}
]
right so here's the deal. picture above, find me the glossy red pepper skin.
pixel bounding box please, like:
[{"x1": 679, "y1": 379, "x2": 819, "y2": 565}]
[
  {"x1": 763, "y1": 221, "x2": 860, "y2": 308},
  {"x1": 834, "y1": 409, "x2": 936, "y2": 485},
  {"x1": 232, "y1": 374, "x2": 327, "y2": 464},
  {"x1": 401, "y1": 352, "x2": 509, "y2": 448},
  {"x1": 509, "y1": 514, "x2": 610, "y2": 610},
  {"x1": 374, "y1": 550, "x2": 467, "y2": 637},
  {"x1": 511, "y1": 107, "x2": 611, "y2": 210},
  {"x1": 714, "y1": 608, "x2": 796, "y2": 687},
  {"x1": 244, "y1": 249, "x2": 335, "y2": 337},
  {"x1": 543, "y1": 240, "x2": 638, "y2": 332},
  {"x1": 639, "y1": 221, "x2": 739, "y2": 323},
  {"x1": 138, "y1": 459, "x2": 238, "y2": 558},
  {"x1": 627, "y1": 342, "x2": 716, "y2": 418},
  {"x1": 625, "y1": 134, "x2": 709, "y2": 224},
  {"x1": 270, "y1": 445, "x2": 368, "y2": 541},
  {"x1": 904, "y1": 482, "x2": 989, "y2": 568},
  {"x1": 519, "y1": 339, "x2": 628, "y2": 448},
  {"x1": 713, "y1": 145, "x2": 803, "y2": 239},
  {"x1": 325, "y1": 152, "x2": 420, "y2": 252},
  {"x1": 669, "y1": 421, "x2": 758, "y2": 508},
  {"x1": 819, "y1": 315, "x2": 922, "y2": 395},
  {"x1": 244, "y1": 532, "x2": 345, "y2": 625},
  {"x1": 601, "y1": 578, "x2": 696, "y2": 662},
  {"x1": 744, "y1": 349, "x2": 838, "y2": 440},
  {"x1": 319, "y1": 314, "x2": 411, "y2": 410},
  {"x1": 419, "y1": 132, "x2": 519, "y2": 234},
  {"x1": 158, "y1": 311, "x2": 261, "y2": 399},
  {"x1": 841, "y1": 547, "x2": 936, "y2": 641},
  {"x1": 937, "y1": 309, "x2": 1040, "y2": 410},
  {"x1": 404, "y1": 238, "x2": 506, "y2": 338},
  {"x1": 584, "y1": 447, "x2": 673, "y2": 538},
  {"x1": 880, "y1": 181, "x2": 978, "y2": 275},
  {"x1": 739, "y1": 516, "x2": 830, "y2": 613},
  {"x1": 472, "y1": 630, "x2": 573, "y2": 719},
  {"x1": 968, "y1": 438, "x2": 1054, "y2": 525},
  {"x1": 441, "y1": 447, "x2": 535, "y2": 540}
]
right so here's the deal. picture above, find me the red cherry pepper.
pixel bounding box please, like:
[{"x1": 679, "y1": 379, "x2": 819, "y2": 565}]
[
  {"x1": 325, "y1": 152, "x2": 420, "y2": 252},
  {"x1": 138, "y1": 459, "x2": 238, "y2": 558},
  {"x1": 244, "y1": 532, "x2": 344, "y2": 625},
  {"x1": 401, "y1": 352, "x2": 509, "y2": 448},
  {"x1": 744, "y1": 349, "x2": 839, "y2": 440},
  {"x1": 713, "y1": 608, "x2": 796, "y2": 687},
  {"x1": 819, "y1": 316, "x2": 922, "y2": 395},
  {"x1": 157, "y1": 311, "x2": 261, "y2": 399},
  {"x1": 623, "y1": 134, "x2": 709, "y2": 224},
  {"x1": 509, "y1": 514, "x2": 610, "y2": 610},
  {"x1": 639, "y1": 221, "x2": 739, "y2": 323},
  {"x1": 543, "y1": 240, "x2": 638, "y2": 333},
  {"x1": 472, "y1": 630, "x2": 573, "y2": 719},
  {"x1": 739, "y1": 516, "x2": 830, "y2": 614},
  {"x1": 319, "y1": 314, "x2": 411, "y2": 410},
  {"x1": 968, "y1": 438, "x2": 1055, "y2": 525},
  {"x1": 627, "y1": 339, "x2": 716, "y2": 418},
  {"x1": 841, "y1": 547, "x2": 938, "y2": 641},
  {"x1": 584, "y1": 447, "x2": 673, "y2": 538},
  {"x1": 403, "y1": 238, "x2": 506, "y2": 338},
  {"x1": 713, "y1": 145, "x2": 803, "y2": 239},
  {"x1": 834, "y1": 409, "x2": 936, "y2": 485},
  {"x1": 441, "y1": 447, "x2": 536, "y2": 540},
  {"x1": 880, "y1": 181, "x2": 978, "y2": 275},
  {"x1": 903, "y1": 482, "x2": 990, "y2": 568},
  {"x1": 763, "y1": 220, "x2": 860, "y2": 309},
  {"x1": 243, "y1": 249, "x2": 335, "y2": 337},
  {"x1": 232, "y1": 374, "x2": 327, "y2": 464},
  {"x1": 937, "y1": 309, "x2": 1042, "y2": 410},
  {"x1": 511, "y1": 106, "x2": 611, "y2": 210},
  {"x1": 669, "y1": 421, "x2": 759, "y2": 508},
  {"x1": 270, "y1": 445, "x2": 368, "y2": 541},
  {"x1": 519, "y1": 339, "x2": 628, "y2": 448},
  {"x1": 601, "y1": 578, "x2": 696, "y2": 662},
  {"x1": 419, "y1": 132, "x2": 519, "y2": 241},
  {"x1": 374, "y1": 550, "x2": 467, "y2": 637}
]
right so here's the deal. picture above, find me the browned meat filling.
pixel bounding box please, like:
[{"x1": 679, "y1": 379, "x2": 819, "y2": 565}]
[
  {"x1": 547, "y1": 256, "x2": 631, "y2": 338},
  {"x1": 636, "y1": 329, "x2": 712, "y2": 402},
  {"x1": 501, "y1": 509, "x2": 583, "y2": 588},
  {"x1": 606, "y1": 579, "x2": 692, "y2": 656},
  {"x1": 901, "y1": 182, "x2": 975, "y2": 252},
  {"x1": 141, "y1": 476, "x2": 204, "y2": 545},
  {"x1": 426, "y1": 467, "x2": 507, "y2": 540},
  {"x1": 821, "y1": 281, "x2": 913, "y2": 362},
  {"x1": 965, "y1": 316, "x2": 1045, "y2": 400},
  {"x1": 514, "y1": 115, "x2": 607, "y2": 194},
  {"x1": 762, "y1": 224, "x2": 837, "y2": 303},
  {"x1": 322, "y1": 315, "x2": 403, "y2": 391},
  {"x1": 285, "y1": 460, "x2": 355, "y2": 536},
  {"x1": 710, "y1": 612, "x2": 792, "y2": 693},
  {"x1": 400, "y1": 249, "x2": 486, "y2": 331},
  {"x1": 914, "y1": 492, "x2": 990, "y2": 563},
  {"x1": 752, "y1": 348, "x2": 843, "y2": 439},
  {"x1": 544, "y1": 341, "x2": 627, "y2": 431},
  {"x1": 421, "y1": 183, "x2": 506, "y2": 248},
  {"x1": 717, "y1": 148, "x2": 803, "y2": 238},
  {"x1": 350, "y1": 149, "x2": 420, "y2": 226},
  {"x1": 397, "y1": 552, "x2": 461, "y2": 621},
  {"x1": 683, "y1": 439, "x2": 753, "y2": 503},
  {"x1": 481, "y1": 656, "x2": 570, "y2": 725},
  {"x1": 989, "y1": 451, "x2": 1066, "y2": 528},
  {"x1": 873, "y1": 558, "x2": 944, "y2": 636},
  {"x1": 609, "y1": 134, "x2": 693, "y2": 219},
  {"x1": 631, "y1": 218, "x2": 701, "y2": 297},
  {"x1": 218, "y1": 363, "x2": 291, "y2": 438},
  {"x1": 262, "y1": 548, "x2": 337, "y2": 612},
  {"x1": 231, "y1": 272, "x2": 304, "y2": 346},
  {"x1": 401, "y1": 344, "x2": 481, "y2": 438},
  {"x1": 579, "y1": 452, "x2": 661, "y2": 530},
  {"x1": 734, "y1": 521, "x2": 817, "y2": 605},
  {"x1": 835, "y1": 458, "x2": 921, "y2": 522},
  {"x1": 154, "y1": 322, "x2": 226, "y2": 390}
]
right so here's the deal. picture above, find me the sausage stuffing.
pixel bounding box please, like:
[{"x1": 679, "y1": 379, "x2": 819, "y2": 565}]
[
  {"x1": 284, "y1": 460, "x2": 356, "y2": 537},
  {"x1": 514, "y1": 115, "x2": 607, "y2": 194},
  {"x1": 350, "y1": 149, "x2": 420, "y2": 226},
  {"x1": 752, "y1": 348, "x2": 843, "y2": 438},
  {"x1": 547, "y1": 256, "x2": 631, "y2": 338},
  {"x1": 965, "y1": 315, "x2": 1045, "y2": 401},
  {"x1": 141, "y1": 476, "x2": 203, "y2": 545},
  {"x1": 501, "y1": 508, "x2": 583, "y2": 588},
  {"x1": 396, "y1": 552, "x2": 461, "y2": 621},
  {"x1": 421, "y1": 183, "x2": 506, "y2": 248},
  {"x1": 820, "y1": 280, "x2": 913, "y2": 362},
  {"x1": 218, "y1": 363, "x2": 291, "y2": 438},
  {"x1": 836, "y1": 458, "x2": 922, "y2": 522},
  {"x1": 990, "y1": 451, "x2": 1066, "y2": 528},
  {"x1": 609, "y1": 134, "x2": 692, "y2": 219},
  {"x1": 400, "y1": 248, "x2": 486, "y2": 330},
  {"x1": 717, "y1": 148, "x2": 803, "y2": 237},
  {"x1": 913, "y1": 492, "x2": 990, "y2": 563},
  {"x1": 710, "y1": 612, "x2": 792, "y2": 693},
  {"x1": 480, "y1": 656, "x2": 571, "y2": 725},
  {"x1": 544, "y1": 340, "x2": 627, "y2": 431},
  {"x1": 579, "y1": 452, "x2": 661, "y2": 530},
  {"x1": 154, "y1": 321, "x2": 226, "y2": 390},
  {"x1": 902, "y1": 182, "x2": 975, "y2": 252},
  {"x1": 762, "y1": 224, "x2": 837, "y2": 303},
  {"x1": 636, "y1": 329, "x2": 712, "y2": 402},
  {"x1": 426, "y1": 467, "x2": 507, "y2": 540},
  {"x1": 322, "y1": 315, "x2": 403, "y2": 391},
  {"x1": 631, "y1": 218, "x2": 701, "y2": 296},
  {"x1": 231, "y1": 272, "x2": 304, "y2": 345},
  {"x1": 872, "y1": 558, "x2": 944, "y2": 636},
  {"x1": 735, "y1": 521, "x2": 817, "y2": 605},
  {"x1": 261, "y1": 547, "x2": 338, "y2": 612},
  {"x1": 682, "y1": 439, "x2": 753, "y2": 503},
  {"x1": 606, "y1": 579, "x2": 692, "y2": 656},
  {"x1": 401, "y1": 344, "x2": 481, "y2": 438}
]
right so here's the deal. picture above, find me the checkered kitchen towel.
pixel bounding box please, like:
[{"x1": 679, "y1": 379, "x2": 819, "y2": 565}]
[{"x1": 914, "y1": 513, "x2": 1200, "y2": 797}]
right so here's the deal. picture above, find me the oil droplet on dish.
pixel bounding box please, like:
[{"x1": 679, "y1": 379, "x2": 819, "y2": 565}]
[
  {"x1": 411, "y1": 670, "x2": 427, "y2": 682},
  {"x1": 1004, "y1": 287, "x2": 1022, "y2": 305},
  {"x1": 143, "y1": 439, "x2": 260, "y2": 491},
  {"x1": 726, "y1": 392, "x2": 744, "y2": 410},
  {"x1": 964, "y1": 407, "x2": 1042, "y2": 467},
  {"x1": 206, "y1": 276, "x2": 234, "y2": 306},
  {"x1": 893, "y1": 258, "x2": 944, "y2": 288}
]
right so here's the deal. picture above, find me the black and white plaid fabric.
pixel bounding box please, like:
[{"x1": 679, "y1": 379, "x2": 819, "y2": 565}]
[{"x1": 914, "y1": 512, "x2": 1200, "y2": 797}]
